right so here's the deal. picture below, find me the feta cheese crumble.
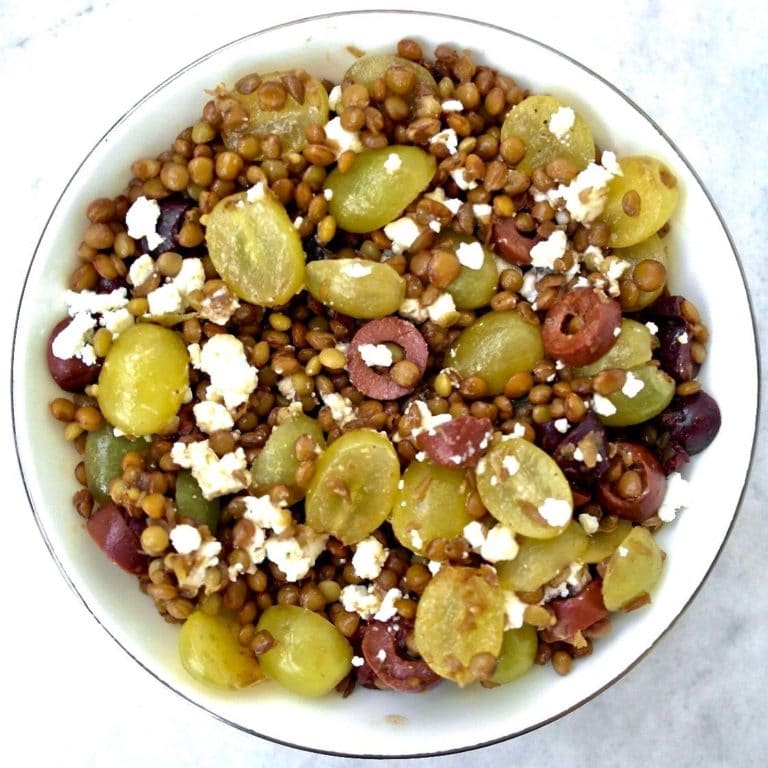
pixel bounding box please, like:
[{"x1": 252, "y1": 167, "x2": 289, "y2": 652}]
[
  {"x1": 554, "y1": 418, "x2": 570, "y2": 434},
  {"x1": 449, "y1": 167, "x2": 478, "y2": 190},
  {"x1": 384, "y1": 216, "x2": 421, "y2": 253},
  {"x1": 125, "y1": 196, "x2": 164, "y2": 250},
  {"x1": 658, "y1": 471, "x2": 692, "y2": 522},
  {"x1": 430, "y1": 128, "x2": 458, "y2": 154},
  {"x1": 322, "y1": 392, "x2": 356, "y2": 425},
  {"x1": 530, "y1": 229, "x2": 568, "y2": 269},
  {"x1": 426, "y1": 292, "x2": 459, "y2": 326},
  {"x1": 578, "y1": 513, "x2": 600, "y2": 535},
  {"x1": 191, "y1": 334, "x2": 258, "y2": 412},
  {"x1": 192, "y1": 401, "x2": 234, "y2": 434},
  {"x1": 170, "y1": 440, "x2": 251, "y2": 499},
  {"x1": 170, "y1": 524, "x2": 202, "y2": 555},
  {"x1": 398, "y1": 297, "x2": 429, "y2": 323},
  {"x1": 352, "y1": 536, "x2": 389, "y2": 580},
  {"x1": 128, "y1": 253, "x2": 155, "y2": 287},
  {"x1": 340, "y1": 261, "x2": 373, "y2": 278},
  {"x1": 456, "y1": 241, "x2": 485, "y2": 270},
  {"x1": 383, "y1": 152, "x2": 403, "y2": 174},
  {"x1": 441, "y1": 99, "x2": 464, "y2": 112},
  {"x1": 548, "y1": 106, "x2": 575, "y2": 140},
  {"x1": 592, "y1": 393, "x2": 617, "y2": 416},
  {"x1": 463, "y1": 521, "x2": 519, "y2": 563},
  {"x1": 537, "y1": 497, "x2": 572, "y2": 527},
  {"x1": 265, "y1": 526, "x2": 328, "y2": 582},
  {"x1": 621, "y1": 371, "x2": 645, "y2": 398},
  {"x1": 358, "y1": 343, "x2": 394, "y2": 368},
  {"x1": 503, "y1": 591, "x2": 528, "y2": 630},
  {"x1": 246, "y1": 181, "x2": 266, "y2": 201},
  {"x1": 324, "y1": 116, "x2": 363, "y2": 154},
  {"x1": 51, "y1": 312, "x2": 98, "y2": 365}
]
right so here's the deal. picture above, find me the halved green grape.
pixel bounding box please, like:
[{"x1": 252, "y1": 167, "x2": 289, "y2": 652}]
[
  {"x1": 499, "y1": 95, "x2": 595, "y2": 174},
  {"x1": 343, "y1": 54, "x2": 438, "y2": 110},
  {"x1": 204, "y1": 188, "x2": 305, "y2": 307},
  {"x1": 305, "y1": 429, "x2": 400, "y2": 544},
  {"x1": 178, "y1": 611, "x2": 264, "y2": 690},
  {"x1": 325, "y1": 146, "x2": 436, "y2": 233},
  {"x1": 496, "y1": 524, "x2": 588, "y2": 592},
  {"x1": 574, "y1": 319, "x2": 653, "y2": 377},
  {"x1": 613, "y1": 234, "x2": 669, "y2": 311},
  {"x1": 391, "y1": 459, "x2": 473, "y2": 555},
  {"x1": 415, "y1": 566, "x2": 505, "y2": 686},
  {"x1": 600, "y1": 155, "x2": 680, "y2": 248},
  {"x1": 601, "y1": 526, "x2": 663, "y2": 611},
  {"x1": 84, "y1": 422, "x2": 149, "y2": 505},
  {"x1": 443, "y1": 233, "x2": 499, "y2": 310},
  {"x1": 97, "y1": 323, "x2": 188, "y2": 437},
  {"x1": 251, "y1": 414, "x2": 326, "y2": 502},
  {"x1": 476, "y1": 438, "x2": 573, "y2": 539},
  {"x1": 257, "y1": 605, "x2": 352, "y2": 697},
  {"x1": 445, "y1": 311, "x2": 544, "y2": 395},
  {"x1": 219, "y1": 70, "x2": 329, "y2": 156},
  {"x1": 175, "y1": 471, "x2": 219, "y2": 532},
  {"x1": 582, "y1": 519, "x2": 633, "y2": 563},
  {"x1": 596, "y1": 363, "x2": 675, "y2": 427},
  {"x1": 489, "y1": 624, "x2": 538, "y2": 685},
  {"x1": 305, "y1": 259, "x2": 405, "y2": 319}
]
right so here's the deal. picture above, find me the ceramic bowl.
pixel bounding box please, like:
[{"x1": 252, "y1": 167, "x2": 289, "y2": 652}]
[{"x1": 12, "y1": 10, "x2": 758, "y2": 758}]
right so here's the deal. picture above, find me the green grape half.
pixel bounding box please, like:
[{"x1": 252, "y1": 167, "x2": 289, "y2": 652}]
[
  {"x1": 581, "y1": 519, "x2": 633, "y2": 564},
  {"x1": 175, "y1": 471, "x2": 220, "y2": 532},
  {"x1": 601, "y1": 526, "x2": 663, "y2": 611},
  {"x1": 305, "y1": 429, "x2": 400, "y2": 544},
  {"x1": 613, "y1": 234, "x2": 669, "y2": 311},
  {"x1": 391, "y1": 459, "x2": 473, "y2": 555},
  {"x1": 574, "y1": 319, "x2": 654, "y2": 377},
  {"x1": 596, "y1": 363, "x2": 675, "y2": 427},
  {"x1": 257, "y1": 605, "x2": 352, "y2": 697},
  {"x1": 97, "y1": 323, "x2": 189, "y2": 437},
  {"x1": 443, "y1": 233, "x2": 499, "y2": 310},
  {"x1": 178, "y1": 611, "x2": 264, "y2": 690},
  {"x1": 84, "y1": 422, "x2": 149, "y2": 505},
  {"x1": 415, "y1": 565, "x2": 505, "y2": 686},
  {"x1": 489, "y1": 624, "x2": 538, "y2": 685}
]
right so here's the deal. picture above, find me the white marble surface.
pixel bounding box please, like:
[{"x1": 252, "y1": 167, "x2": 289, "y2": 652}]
[{"x1": 1, "y1": 0, "x2": 765, "y2": 765}]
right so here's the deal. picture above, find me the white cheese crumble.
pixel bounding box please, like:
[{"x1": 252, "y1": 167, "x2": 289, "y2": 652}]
[
  {"x1": 277, "y1": 377, "x2": 298, "y2": 401},
  {"x1": 246, "y1": 182, "x2": 266, "y2": 202},
  {"x1": 340, "y1": 585, "x2": 381, "y2": 618},
  {"x1": 621, "y1": 371, "x2": 645, "y2": 398},
  {"x1": 578, "y1": 513, "x2": 600, "y2": 535},
  {"x1": 645, "y1": 321, "x2": 659, "y2": 335},
  {"x1": 425, "y1": 187, "x2": 463, "y2": 214},
  {"x1": 501, "y1": 455, "x2": 520, "y2": 477},
  {"x1": 265, "y1": 526, "x2": 328, "y2": 583},
  {"x1": 323, "y1": 116, "x2": 363, "y2": 155},
  {"x1": 472, "y1": 203, "x2": 493, "y2": 220},
  {"x1": 426, "y1": 292, "x2": 459, "y2": 326},
  {"x1": 408, "y1": 400, "x2": 453, "y2": 439},
  {"x1": 170, "y1": 524, "x2": 202, "y2": 555},
  {"x1": 398, "y1": 297, "x2": 429, "y2": 323},
  {"x1": 192, "y1": 401, "x2": 234, "y2": 434},
  {"x1": 243, "y1": 494, "x2": 292, "y2": 535},
  {"x1": 554, "y1": 418, "x2": 570, "y2": 434},
  {"x1": 170, "y1": 440, "x2": 251, "y2": 500},
  {"x1": 449, "y1": 168, "x2": 478, "y2": 190},
  {"x1": 383, "y1": 152, "x2": 403, "y2": 174},
  {"x1": 171, "y1": 537, "x2": 222, "y2": 596},
  {"x1": 677, "y1": 331, "x2": 690, "y2": 344},
  {"x1": 658, "y1": 471, "x2": 692, "y2": 522},
  {"x1": 127, "y1": 253, "x2": 155, "y2": 287},
  {"x1": 351, "y1": 655, "x2": 364, "y2": 668},
  {"x1": 147, "y1": 282, "x2": 183, "y2": 315},
  {"x1": 323, "y1": 188, "x2": 334, "y2": 200},
  {"x1": 600, "y1": 150, "x2": 622, "y2": 176},
  {"x1": 293, "y1": 216, "x2": 304, "y2": 230},
  {"x1": 548, "y1": 106, "x2": 575, "y2": 140},
  {"x1": 64, "y1": 287, "x2": 129, "y2": 317},
  {"x1": 592, "y1": 393, "x2": 617, "y2": 416},
  {"x1": 384, "y1": 217, "x2": 421, "y2": 253},
  {"x1": 340, "y1": 261, "x2": 373, "y2": 278},
  {"x1": 456, "y1": 241, "x2": 485, "y2": 270},
  {"x1": 427, "y1": 560, "x2": 442, "y2": 575},
  {"x1": 542, "y1": 562, "x2": 591, "y2": 602},
  {"x1": 51, "y1": 312, "x2": 98, "y2": 365},
  {"x1": 327, "y1": 85, "x2": 342, "y2": 112},
  {"x1": 463, "y1": 521, "x2": 518, "y2": 563},
  {"x1": 145, "y1": 257, "x2": 205, "y2": 317},
  {"x1": 100, "y1": 308, "x2": 134, "y2": 336},
  {"x1": 376, "y1": 648, "x2": 387, "y2": 662},
  {"x1": 503, "y1": 591, "x2": 528, "y2": 630},
  {"x1": 441, "y1": 99, "x2": 464, "y2": 112},
  {"x1": 358, "y1": 343, "x2": 394, "y2": 368},
  {"x1": 125, "y1": 196, "x2": 163, "y2": 250},
  {"x1": 374, "y1": 588, "x2": 403, "y2": 622},
  {"x1": 409, "y1": 530, "x2": 424, "y2": 550},
  {"x1": 530, "y1": 229, "x2": 568, "y2": 269},
  {"x1": 538, "y1": 497, "x2": 572, "y2": 527},
  {"x1": 352, "y1": 536, "x2": 389, "y2": 580},
  {"x1": 428, "y1": 219, "x2": 442, "y2": 233},
  {"x1": 322, "y1": 392, "x2": 356, "y2": 425},
  {"x1": 192, "y1": 334, "x2": 258, "y2": 412},
  {"x1": 553, "y1": 160, "x2": 621, "y2": 223},
  {"x1": 429, "y1": 128, "x2": 458, "y2": 154}
]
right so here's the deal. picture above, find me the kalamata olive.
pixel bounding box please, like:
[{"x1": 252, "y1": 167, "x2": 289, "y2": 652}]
[
  {"x1": 86, "y1": 503, "x2": 147, "y2": 574},
  {"x1": 361, "y1": 620, "x2": 441, "y2": 692},
  {"x1": 141, "y1": 197, "x2": 189, "y2": 255},
  {"x1": 546, "y1": 579, "x2": 607, "y2": 642},
  {"x1": 655, "y1": 317, "x2": 699, "y2": 382},
  {"x1": 347, "y1": 317, "x2": 428, "y2": 400},
  {"x1": 659, "y1": 390, "x2": 721, "y2": 456},
  {"x1": 47, "y1": 318, "x2": 101, "y2": 392},
  {"x1": 416, "y1": 415, "x2": 492, "y2": 468},
  {"x1": 541, "y1": 287, "x2": 622, "y2": 366},
  {"x1": 490, "y1": 216, "x2": 541, "y2": 264},
  {"x1": 597, "y1": 441, "x2": 666, "y2": 522}
]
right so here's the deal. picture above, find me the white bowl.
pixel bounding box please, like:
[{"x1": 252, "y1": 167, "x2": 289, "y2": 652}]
[{"x1": 12, "y1": 10, "x2": 758, "y2": 758}]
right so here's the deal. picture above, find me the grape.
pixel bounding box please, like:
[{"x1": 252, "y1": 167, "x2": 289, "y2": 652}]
[
  {"x1": 596, "y1": 363, "x2": 675, "y2": 427},
  {"x1": 600, "y1": 156, "x2": 680, "y2": 248},
  {"x1": 445, "y1": 311, "x2": 544, "y2": 395},
  {"x1": 84, "y1": 422, "x2": 149, "y2": 505},
  {"x1": 476, "y1": 438, "x2": 573, "y2": 539},
  {"x1": 324, "y1": 146, "x2": 436, "y2": 233},
  {"x1": 175, "y1": 471, "x2": 220, "y2": 532},
  {"x1": 601, "y1": 526, "x2": 663, "y2": 611},
  {"x1": 581, "y1": 519, "x2": 633, "y2": 563},
  {"x1": 47, "y1": 318, "x2": 101, "y2": 392},
  {"x1": 305, "y1": 259, "x2": 405, "y2": 319},
  {"x1": 86, "y1": 503, "x2": 147, "y2": 575},
  {"x1": 613, "y1": 234, "x2": 669, "y2": 311},
  {"x1": 178, "y1": 611, "x2": 264, "y2": 690},
  {"x1": 97, "y1": 323, "x2": 189, "y2": 437},
  {"x1": 496, "y1": 524, "x2": 588, "y2": 592},
  {"x1": 414, "y1": 566, "x2": 505, "y2": 686},
  {"x1": 219, "y1": 70, "x2": 329, "y2": 156},
  {"x1": 489, "y1": 624, "x2": 538, "y2": 685},
  {"x1": 205, "y1": 187, "x2": 305, "y2": 307},
  {"x1": 305, "y1": 429, "x2": 400, "y2": 544},
  {"x1": 442, "y1": 233, "x2": 499, "y2": 310},
  {"x1": 499, "y1": 95, "x2": 595, "y2": 174},
  {"x1": 574, "y1": 319, "x2": 653, "y2": 377},
  {"x1": 391, "y1": 459, "x2": 473, "y2": 555},
  {"x1": 256, "y1": 605, "x2": 352, "y2": 697},
  {"x1": 549, "y1": 580, "x2": 607, "y2": 640},
  {"x1": 251, "y1": 414, "x2": 325, "y2": 502},
  {"x1": 659, "y1": 391, "x2": 722, "y2": 456}
]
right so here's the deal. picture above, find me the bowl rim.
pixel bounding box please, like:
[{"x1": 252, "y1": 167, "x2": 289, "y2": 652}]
[{"x1": 11, "y1": 8, "x2": 762, "y2": 759}]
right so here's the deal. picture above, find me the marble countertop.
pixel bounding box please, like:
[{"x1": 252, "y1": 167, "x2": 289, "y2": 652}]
[{"x1": 2, "y1": 1, "x2": 765, "y2": 766}]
